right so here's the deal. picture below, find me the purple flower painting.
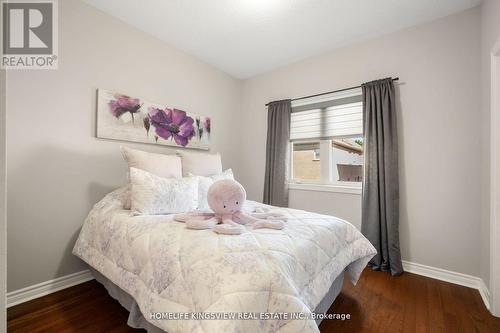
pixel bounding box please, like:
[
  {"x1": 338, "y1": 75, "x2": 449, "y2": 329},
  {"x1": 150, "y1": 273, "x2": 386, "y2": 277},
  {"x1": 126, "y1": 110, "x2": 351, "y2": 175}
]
[
  {"x1": 196, "y1": 117, "x2": 203, "y2": 139},
  {"x1": 108, "y1": 94, "x2": 142, "y2": 122},
  {"x1": 97, "y1": 89, "x2": 210, "y2": 150},
  {"x1": 148, "y1": 107, "x2": 195, "y2": 147},
  {"x1": 203, "y1": 117, "x2": 211, "y2": 137},
  {"x1": 143, "y1": 117, "x2": 150, "y2": 135}
]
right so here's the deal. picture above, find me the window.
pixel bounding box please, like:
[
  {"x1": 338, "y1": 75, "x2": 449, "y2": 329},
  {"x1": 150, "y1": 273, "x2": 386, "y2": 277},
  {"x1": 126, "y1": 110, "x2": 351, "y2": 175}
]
[
  {"x1": 290, "y1": 89, "x2": 363, "y2": 188},
  {"x1": 332, "y1": 137, "x2": 363, "y2": 182},
  {"x1": 292, "y1": 141, "x2": 321, "y2": 182}
]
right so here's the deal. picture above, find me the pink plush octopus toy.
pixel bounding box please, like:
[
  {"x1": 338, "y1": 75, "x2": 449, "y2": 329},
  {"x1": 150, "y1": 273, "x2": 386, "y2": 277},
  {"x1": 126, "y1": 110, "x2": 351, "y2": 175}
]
[{"x1": 174, "y1": 179, "x2": 286, "y2": 235}]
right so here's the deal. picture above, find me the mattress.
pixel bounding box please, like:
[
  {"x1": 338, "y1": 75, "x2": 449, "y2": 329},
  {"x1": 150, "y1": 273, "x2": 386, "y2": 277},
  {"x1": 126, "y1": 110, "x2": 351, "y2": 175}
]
[{"x1": 73, "y1": 187, "x2": 376, "y2": 333}]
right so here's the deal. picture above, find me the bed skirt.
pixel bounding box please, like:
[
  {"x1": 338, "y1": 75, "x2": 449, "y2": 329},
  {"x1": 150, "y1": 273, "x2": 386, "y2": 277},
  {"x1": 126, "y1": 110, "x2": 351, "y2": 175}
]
[{"x1": 90, "y1": 267, "x2": 345, "y2": 332}]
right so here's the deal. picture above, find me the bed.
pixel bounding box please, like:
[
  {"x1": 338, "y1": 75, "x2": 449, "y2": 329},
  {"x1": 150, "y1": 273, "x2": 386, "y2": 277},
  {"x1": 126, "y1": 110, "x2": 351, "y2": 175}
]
[{"x1": 73, "y1": 187, "x2": 376, "y2": 333}]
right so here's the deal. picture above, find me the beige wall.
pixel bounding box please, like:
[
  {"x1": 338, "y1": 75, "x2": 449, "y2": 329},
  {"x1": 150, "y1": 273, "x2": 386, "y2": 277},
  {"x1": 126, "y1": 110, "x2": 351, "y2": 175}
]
[
  {"x1": 239, "y1": 8, "x2": 482, "y2": 276},
  {"x1": 6, "y1": 0, "x2": 242, "y2": 291},
  {"x1": 1, "y1": 68, "x2": 6, "y2": 332},
  {"x1": 290, "y1": 190, "x2": 362, "y2": 230},
  {"x1": 480, "y1": 0, "x2": 500, "y2": 293}
]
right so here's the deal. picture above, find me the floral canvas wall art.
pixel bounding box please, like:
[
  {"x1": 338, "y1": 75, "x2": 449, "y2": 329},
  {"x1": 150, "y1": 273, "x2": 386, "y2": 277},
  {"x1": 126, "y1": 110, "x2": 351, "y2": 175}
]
[{"x1": 96, "y1": 89, "x2": 211, "y2": 150}]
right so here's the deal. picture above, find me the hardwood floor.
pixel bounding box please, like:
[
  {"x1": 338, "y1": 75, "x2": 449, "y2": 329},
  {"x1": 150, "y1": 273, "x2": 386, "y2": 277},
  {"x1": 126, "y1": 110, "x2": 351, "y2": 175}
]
[{"x1": 7, "y1": 268, "x2": 500, "y2": 332}]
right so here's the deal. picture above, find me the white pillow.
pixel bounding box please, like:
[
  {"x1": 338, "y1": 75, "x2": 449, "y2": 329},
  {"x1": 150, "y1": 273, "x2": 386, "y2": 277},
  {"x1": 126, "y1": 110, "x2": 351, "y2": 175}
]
[
  {"x1": 177, "y1": 150, "x2": 222, "y2": 176},
  {"x1": 122, "y1": 146, "x2": 182, "y2": 178},
  {"x1": 129, "y1": 167, "x2": 198, "y2": 215},
  {"x1": 191, "y1": 169, "x2": 234, "y2": 210},
  {"x1": 121, "y1": 147, "x2": 182, "y2": 209}
]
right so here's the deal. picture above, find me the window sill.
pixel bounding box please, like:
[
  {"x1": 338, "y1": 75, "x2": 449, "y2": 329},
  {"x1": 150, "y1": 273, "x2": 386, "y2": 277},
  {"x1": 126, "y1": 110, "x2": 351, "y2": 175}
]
[{"x1": 288, "y1": 183, "x2": 362, "y2": 195}]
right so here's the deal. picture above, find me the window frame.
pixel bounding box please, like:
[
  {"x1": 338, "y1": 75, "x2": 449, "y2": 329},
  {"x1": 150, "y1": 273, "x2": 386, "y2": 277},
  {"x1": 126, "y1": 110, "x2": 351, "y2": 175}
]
[{"x1": 289, "y1": 88, "x2": 363, "y2": 193}]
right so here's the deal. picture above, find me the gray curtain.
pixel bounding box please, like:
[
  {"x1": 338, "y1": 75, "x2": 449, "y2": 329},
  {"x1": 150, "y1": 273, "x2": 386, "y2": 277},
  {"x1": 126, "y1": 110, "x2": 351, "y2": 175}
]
[
  {"x1": 361, "y1": 78, "x2": 403, "y2": 276},
  {"x1": 263, "y1": 100, "x2": 291, "y2": 207}
]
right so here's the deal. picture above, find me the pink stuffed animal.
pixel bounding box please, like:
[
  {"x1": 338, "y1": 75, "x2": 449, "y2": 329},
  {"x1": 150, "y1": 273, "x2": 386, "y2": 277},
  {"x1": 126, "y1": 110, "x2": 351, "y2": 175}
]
[{"x1": 174, "y1": 179, "x2": 285, "y2": 235}]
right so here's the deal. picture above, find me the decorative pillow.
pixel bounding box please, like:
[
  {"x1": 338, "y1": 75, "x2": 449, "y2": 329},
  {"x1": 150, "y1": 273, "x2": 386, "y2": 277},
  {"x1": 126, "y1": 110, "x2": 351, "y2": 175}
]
[
  {"x1": 177, "y1": 150, "x2": 222, "y2": 176},
  {"x1": 191, "y1": 169, "x2": 234, "y2": 210},
  {"x1": 121, "y1": 146, "x2": 182, "y2": 209},
  {"x1": 121, "y1": 146, "x2": 182, "y2": 177},
  {"x1": 129, "y1": 167, "x2": 198, "y2": 215}
]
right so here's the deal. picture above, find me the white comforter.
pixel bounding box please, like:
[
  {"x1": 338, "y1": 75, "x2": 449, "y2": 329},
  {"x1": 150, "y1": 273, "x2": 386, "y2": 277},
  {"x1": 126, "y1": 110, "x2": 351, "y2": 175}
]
[{"x1": 73, "y1": 187, "x2": 376, "y2": 333}]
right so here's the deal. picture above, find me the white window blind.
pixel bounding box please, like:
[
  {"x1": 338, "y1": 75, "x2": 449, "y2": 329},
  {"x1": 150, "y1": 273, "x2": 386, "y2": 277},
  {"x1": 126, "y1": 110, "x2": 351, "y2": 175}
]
[{"x1": 290, "y1": 91, "x2": 363, "y2": 141}]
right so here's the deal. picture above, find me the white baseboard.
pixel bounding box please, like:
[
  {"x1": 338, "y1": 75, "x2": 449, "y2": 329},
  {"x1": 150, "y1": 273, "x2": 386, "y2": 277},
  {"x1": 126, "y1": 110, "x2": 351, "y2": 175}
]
[
  {"x1": 402, "y1": 260, "x2": 490, "y2": 310},
  {"x1": 478, "y1": 279, "x2": 491, "y2": 311},
  {"x1": 6, "y1": 269, "x2": 93, "y2": 308},
  {"x1": 5, "y1": 262, "x2": 492, "y2": 312}
]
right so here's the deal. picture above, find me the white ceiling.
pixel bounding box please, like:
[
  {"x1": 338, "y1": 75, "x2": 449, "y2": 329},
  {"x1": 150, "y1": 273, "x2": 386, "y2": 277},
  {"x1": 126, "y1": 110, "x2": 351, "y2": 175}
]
[{"x1": 82, "y1": 0, "x2": 481, "y2": 79}]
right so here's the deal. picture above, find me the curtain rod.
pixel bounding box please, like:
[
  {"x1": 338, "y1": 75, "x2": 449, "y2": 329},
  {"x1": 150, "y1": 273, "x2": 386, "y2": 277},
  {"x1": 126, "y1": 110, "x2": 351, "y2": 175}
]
[{"x1": 265, "y1": 77, "x2": 399, "y2": 107}]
